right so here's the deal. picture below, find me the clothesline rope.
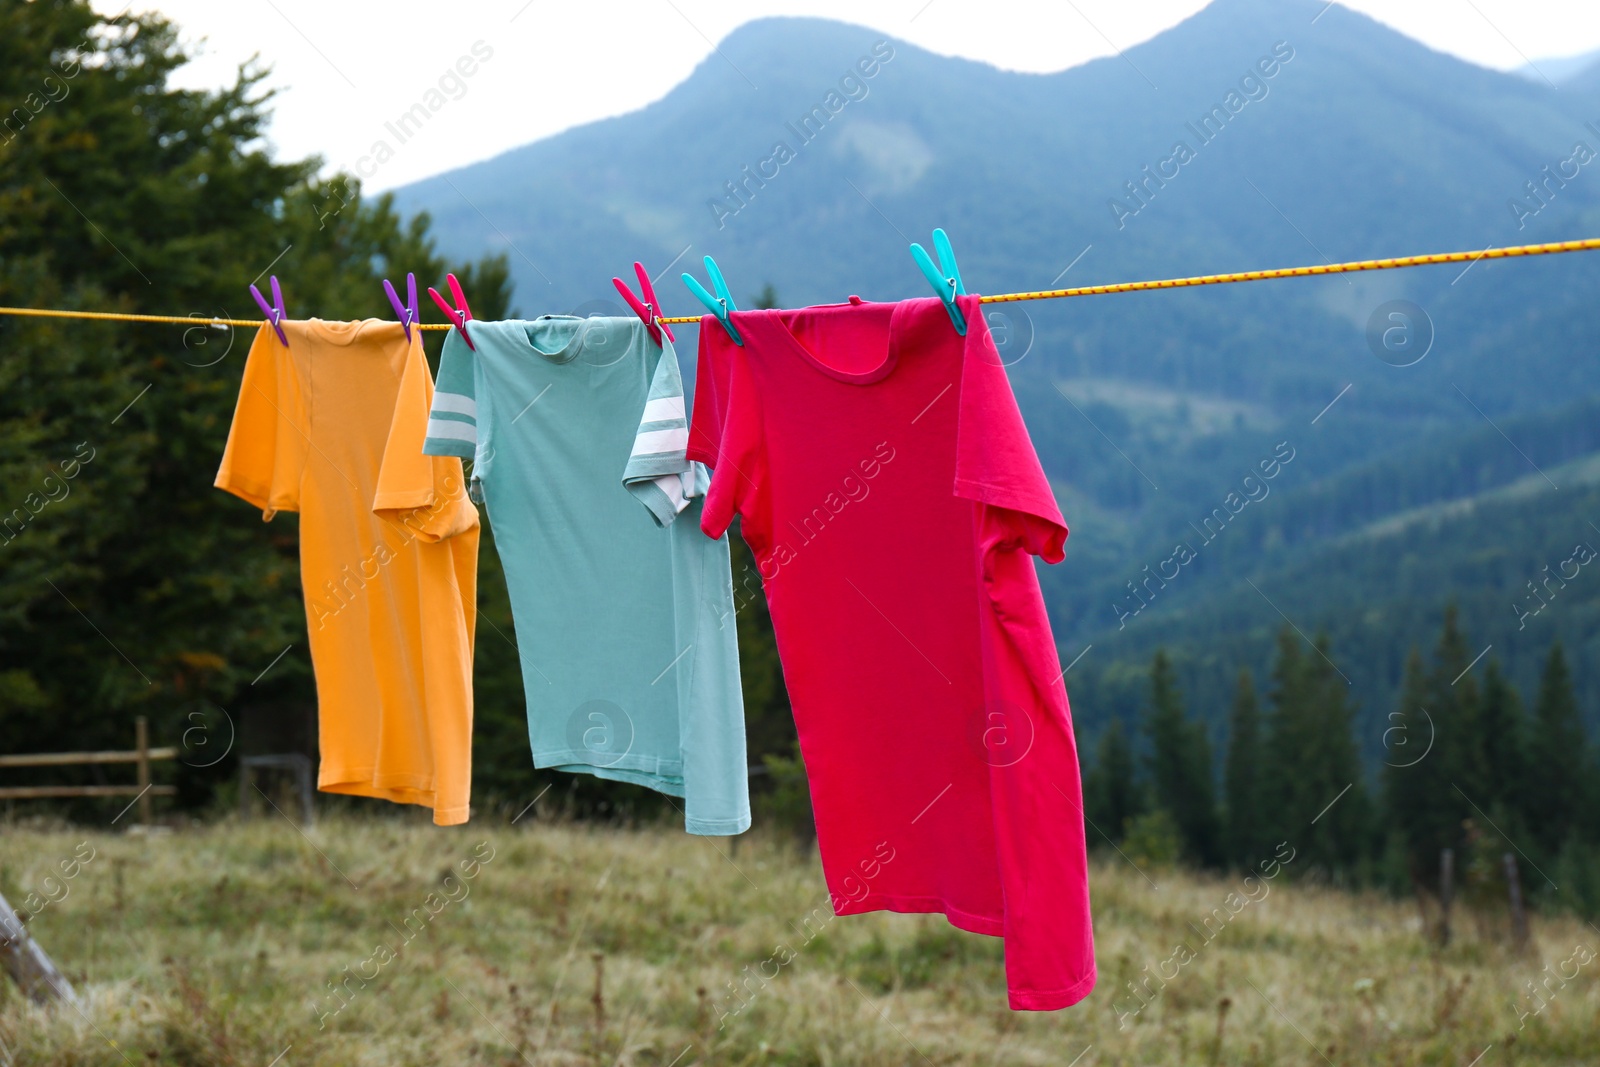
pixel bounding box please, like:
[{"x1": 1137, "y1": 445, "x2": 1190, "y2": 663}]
[
  {"x1": 3, "y1": 236, "x2": 1598, "y2": 332},
  {"x1": 661, "y1": 235, "x2": 1600, "y2": 322}
]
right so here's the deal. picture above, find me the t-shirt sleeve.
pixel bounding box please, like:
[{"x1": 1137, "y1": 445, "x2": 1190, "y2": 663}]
[
  {"x1": 622, "y1": 337, "x2": 707, "y2": 527},
  {"x1": 422, "y1": 329, "x2": 479, "y2": 460},
  {"x1": 952, "y1": 294, "x2": 1068, "y2": 563},
  {"x1": 686, "y1": 316, "x2": 731, "y2": 469},
  {"x1": 214, "y1": 324, "x2": 308, "y2": 520},
  {"x1": 374, "y1": 336, "x2": 480, "y2": 544},
  {"x1": 687, "y1": 328, "x2": 766, "y2": 550}
]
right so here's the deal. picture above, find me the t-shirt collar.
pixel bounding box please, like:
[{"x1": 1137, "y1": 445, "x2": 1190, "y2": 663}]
[{"x1": 744, "y1": 300, "x2": 904, "y2": 385}]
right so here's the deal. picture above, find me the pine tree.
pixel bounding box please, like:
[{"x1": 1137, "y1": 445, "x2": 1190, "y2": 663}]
[
  {"x1": 1084, "y1": 718, "x2": 1143, "y2": 844},
  {"x1": 1384, "y1": 646, "x2": 1439, "y2": 885},
  {"x1": 1262, "y1": 627, "x2": 1367, "y2": 875},
  {"x1": 1301, "y1": 632, "x2": 1369, "y2": 873},
  {"x1": 1432, "y1": 606, "x2": 1489, "y2": 811},
  {"x1": 1262, "y1": 626, "x2": 1307, "y2": 849},
  {"x1": 1223, "y1": 669, "x2": 1267, "y2": 868},
  {"x1": 1525, "y1": 643, "x2": 1589, "y2": 854},
  {"x1": 1143, "y1": 650, "x2": 1222, "y2": 867},
  {"x1": 1477, "y1": 659, "x2": 1527, "y2": 814},
  {"x1": 1382, "y1": 609, "x2": 1488, "y2": 889}
]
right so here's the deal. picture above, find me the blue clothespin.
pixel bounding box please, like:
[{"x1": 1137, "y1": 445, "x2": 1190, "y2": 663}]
[
  {"x1": 910, "y1": 228, "x2": 967, "y2": 335},
  {"x1": 383, "y1": 272, "x2": 419, "y2": 341},
  {"x1": 682, "y1": 256, "x2": 744, "y2": 346}
]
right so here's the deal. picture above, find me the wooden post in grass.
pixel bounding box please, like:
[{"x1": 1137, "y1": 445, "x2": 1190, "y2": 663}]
[
  {"x1": 135, "y1": 715, "x2": 152, "y2": 827},
  {"x1": 1439, "y1": 848, "x2": 1454, "y2": 947},
  {"x1": 1504, "y1": 852, "x2": 1530, "y2": 952},
  {"x1": 0, "y1": 887, "x2": 77, "y2": 1005},
  {"x1": 591, "y1": 952, "x2": 606, "y2": 1061}
]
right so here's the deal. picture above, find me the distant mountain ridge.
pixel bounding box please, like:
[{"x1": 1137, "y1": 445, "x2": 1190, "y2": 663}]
[
  {"x1": 394, "y1": 0, "x2": 1600, "y2": 749},
  {"x1": 1518, "y1": 47, "x2": 1600, "y2": 85}
]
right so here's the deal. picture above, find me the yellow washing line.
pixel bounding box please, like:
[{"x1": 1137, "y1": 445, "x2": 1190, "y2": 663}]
[{"x1": 2, "y1": 236, "x2": 1598, "y2": 331}]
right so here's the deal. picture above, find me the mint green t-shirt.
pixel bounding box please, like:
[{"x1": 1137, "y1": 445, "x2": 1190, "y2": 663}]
[{"x1": 423, "y1": 316, "x2": 748, "y2": 835}]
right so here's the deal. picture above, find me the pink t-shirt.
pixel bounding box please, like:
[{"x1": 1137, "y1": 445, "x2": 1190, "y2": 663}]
[{"x1": 688, "y1": 294, "x2": 1096, "y2": 1011}]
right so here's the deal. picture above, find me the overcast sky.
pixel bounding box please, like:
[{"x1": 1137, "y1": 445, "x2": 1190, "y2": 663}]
[{"x1": 101, "y1": 0, "x2": 1600, "y2": 191}]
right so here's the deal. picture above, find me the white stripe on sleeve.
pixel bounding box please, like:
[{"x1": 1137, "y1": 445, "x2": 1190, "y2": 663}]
[
  {"x1": 426, "y1": 418, "x2": 477, "y2": 443},
  {"x1": 640, "y1": 396, "x2": 686, "y2": 423},
  {"x1": 631, "y1": 427, "x2": 689, "y2": 456},
  {"x1": 432, "y1": 392, "x2": 477, "y2": 417}
]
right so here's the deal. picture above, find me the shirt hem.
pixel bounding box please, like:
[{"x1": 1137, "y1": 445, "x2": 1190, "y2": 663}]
[
  {"x1": 321, "y1": 767, "x2": 437, "y2": 789},
  {"x1": 834, "y1": 894, "x2": 1005, "y2": 937},
  {"x1": 1007, "y1": 966, "x2": 1098, "y2": 1012},
  {"x1": 533, "y1": 748, "x2": 685, "y2": 778},
  {"x1": 833, "y1": 894, "x2": 1097, "y2": 1011},
  {"x1": 625, "y1": 480, "x2": 684, "y2": 528},
  {"x1": 423, "y1": 438, "x2": 475, "y2": 459},
  {"x1": 432, "y1": 804, "x2": 471, "y2": 827},
  {"x1": 684, "y1": 811, "x2": 751, "y2": 836},
  {"x1": 535, "y1": 750, "x2": 688, "y2": 798},
  {"x1": 625, "y1": 454, "x2": 692, "y2": 479},
  {"x1": 214, "y1": 473, "x2": 297, "y2": 518},
  {"x1": 952, "y1": 476, "x2": 1068, "y2": 563},
  {"x1": 317, "y1": 766, "x2": 467, "y2": 824}
]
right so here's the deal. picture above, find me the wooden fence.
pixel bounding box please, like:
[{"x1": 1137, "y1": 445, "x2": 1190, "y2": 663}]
[{"x1": 0, "y1": 716, "x2": 174, "y2": 824}]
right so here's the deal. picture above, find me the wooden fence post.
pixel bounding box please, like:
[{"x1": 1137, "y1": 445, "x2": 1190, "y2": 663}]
[
  {"x1": 1504, "y1": 852, "x2": 1530, "y2": 952},
  {"x1": 0, "y1": 886, "x2": 77, "y2": 1005},
  {"x1": 1413, "y1": 877, "x2": 1431, "y2": 939},
  {"x1": 1439, "y1": 848, "x2": 1454, "y2": 947},
  {"x1": 135, "y1": 716, "x2": 151, "y2": 827}
]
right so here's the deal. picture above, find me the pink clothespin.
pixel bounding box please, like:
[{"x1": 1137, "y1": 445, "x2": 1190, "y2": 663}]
[
  {"x1": 612, "y1": 261, "x2": 675, "y2": 347},
  {"x1": 383, "y1": 272, "x2": 419, "y2": 341},
  {"x1": 427, "y1": 272, "x2": 476, "y2": 351},
  {"x1": 249, "y1": 276, "x2": 289, "y2": 347}
]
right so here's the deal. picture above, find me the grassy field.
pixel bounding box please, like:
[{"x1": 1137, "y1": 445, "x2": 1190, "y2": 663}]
[{"x1": 1, "y1": 810, "x2": 1597, "y2": 1066}]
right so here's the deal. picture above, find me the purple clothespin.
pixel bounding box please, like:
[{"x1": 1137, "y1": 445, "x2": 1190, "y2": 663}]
[
  {"x1": 383, "y1": 272, "x2": 419, "y2": 341},
  {"x1": 249, "y1": 276, "x2": 289, "y2": 347},
  {"x1": 427, "y1": 272, "x2": 477, "y2": 351}
]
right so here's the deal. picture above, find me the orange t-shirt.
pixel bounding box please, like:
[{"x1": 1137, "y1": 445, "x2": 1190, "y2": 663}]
[{"x1": 216, "y1": 320, "x2": 479, "y2": 825}]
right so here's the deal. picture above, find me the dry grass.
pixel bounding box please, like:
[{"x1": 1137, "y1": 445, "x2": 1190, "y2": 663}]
[{"x1": 0, "y1": 810, "x2": 1597, "y2": 1065}]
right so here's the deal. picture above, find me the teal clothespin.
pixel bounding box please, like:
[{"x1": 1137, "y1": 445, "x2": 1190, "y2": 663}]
[
  {"x1": 682, "y1": 256, "x2": 744, "y2": 346},
  {"x1": 910, "y1": 227, "x2": 967, "y2": 335}
]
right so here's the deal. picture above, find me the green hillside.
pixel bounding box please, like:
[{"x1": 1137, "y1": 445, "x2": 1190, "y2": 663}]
[
  {"x1": 1047, "y1": 395, "x2": 1600, "y2": 748},
  {"x1": 393, "y1": 0, "x2": 1600, "y2": 746}
]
